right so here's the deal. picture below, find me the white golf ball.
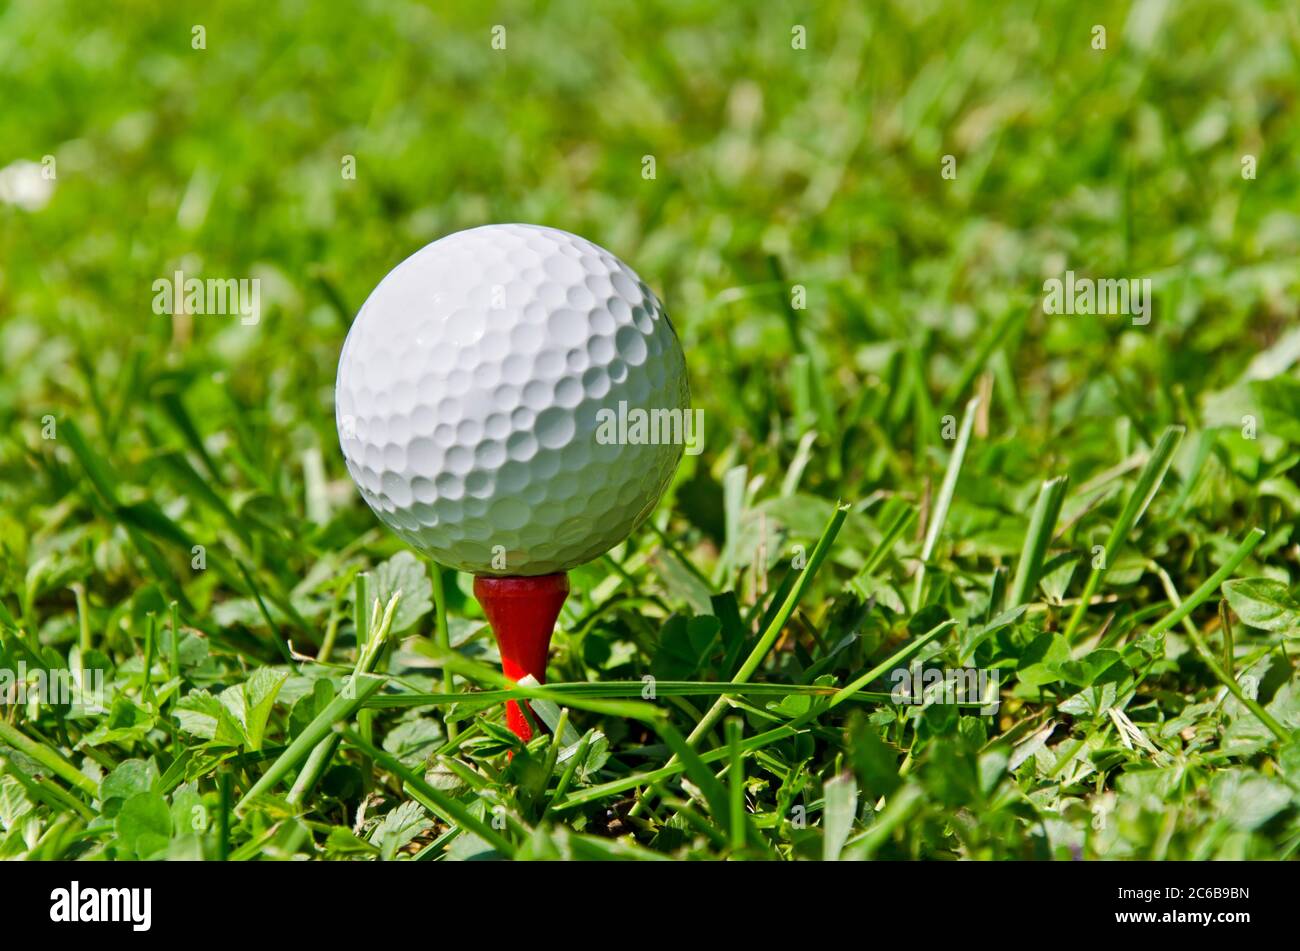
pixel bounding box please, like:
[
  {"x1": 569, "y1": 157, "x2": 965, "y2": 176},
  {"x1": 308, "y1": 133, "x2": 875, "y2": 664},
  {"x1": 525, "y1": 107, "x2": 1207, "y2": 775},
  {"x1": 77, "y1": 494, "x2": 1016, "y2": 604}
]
[{"x1": 335, "y1": 224, "x2": 690, "y2": 575}]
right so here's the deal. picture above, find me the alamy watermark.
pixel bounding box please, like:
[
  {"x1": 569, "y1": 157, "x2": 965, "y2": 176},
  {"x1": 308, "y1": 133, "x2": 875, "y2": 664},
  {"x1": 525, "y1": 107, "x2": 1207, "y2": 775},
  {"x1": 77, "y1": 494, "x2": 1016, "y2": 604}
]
[
  {"x1": 50, "y1": 882, "x2": 151, "y2": 931},
  {"x1": 595, "y1": 400, "x2": 704, "y2": 456},
  {"x1": 891, "y1": 666, "x2": 1000, "y2": 715},
  {"x1": 1, "y1": 662, "x2": 105, "y2": 709},
  {"x1": 1042, "y1": 270, "x2": 1150, "y2": 326},
  {"x1": 152, "y1": 270, "x2": 260, "y2": 325}
]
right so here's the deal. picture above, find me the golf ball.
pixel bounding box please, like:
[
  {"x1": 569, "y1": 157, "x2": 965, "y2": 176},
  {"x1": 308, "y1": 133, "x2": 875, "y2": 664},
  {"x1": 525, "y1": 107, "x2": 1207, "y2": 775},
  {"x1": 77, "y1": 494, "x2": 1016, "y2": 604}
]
[{"x1": 335, "y1": 224, "x2": 690, "y2": 575}]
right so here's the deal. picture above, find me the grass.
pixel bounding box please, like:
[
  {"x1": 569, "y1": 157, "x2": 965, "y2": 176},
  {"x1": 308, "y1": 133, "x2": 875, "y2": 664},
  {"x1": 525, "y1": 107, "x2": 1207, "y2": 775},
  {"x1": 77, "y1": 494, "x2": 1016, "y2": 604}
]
[{"x1": 2, "y1": 0, "x2": 1300, "y2": 860}]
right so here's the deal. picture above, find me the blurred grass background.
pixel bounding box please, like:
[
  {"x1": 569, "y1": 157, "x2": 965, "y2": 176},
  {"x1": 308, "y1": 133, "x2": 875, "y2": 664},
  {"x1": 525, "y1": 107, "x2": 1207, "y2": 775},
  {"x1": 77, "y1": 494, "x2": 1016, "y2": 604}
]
[{"x1": 5, "y1": 0, "x2": 1296, "y2": 473}]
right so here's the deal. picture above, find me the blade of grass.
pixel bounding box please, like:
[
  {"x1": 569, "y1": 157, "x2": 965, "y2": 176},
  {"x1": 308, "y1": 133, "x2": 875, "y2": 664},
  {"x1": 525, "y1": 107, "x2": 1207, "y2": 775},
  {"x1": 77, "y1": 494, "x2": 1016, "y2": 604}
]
[
  {"x1": 245, "y1": 591, "x2": 402, "y2": 811},
  {"x1": 411, "y1": 641, "x2": 667, "y2": 722},
  {"x1": 1161, "y1": 535, "x2": 1286, "y2": 741},
  {"x1": 1145, "y1": 528, "x2": 1263, "y2": 640},
  {"x1": 287, "y1": 733, "x2": 342, "y2": 808},
  {"x1": 1063, "y1": 425, "x2": 1184, "y2": 641},
  {"x1": 3, "y1": 760, "x2": 95, "y2": 819},
  {"x1": 558, "y1": 617, "x2": 955, "y2": 812},
  {"x1": 1008, "y1": 475, "x2": 1069, "y2": 608},
  {"x1": 531, "y1": 708, "x2": 569, "y2": 803},
  {"x1": 236, "y1": 673, "x2": 385, "y2": 810},
  {"x1": 427, "y1": 560, "x2": 456, "y2": 739},
  {"x1": 657, "y1": 721, "x2": 735, "y2": 837},
  {"x1": 942, "y1": 305, "x2": 1022, "y2": 405},
  {"x1": 364, "y1": 680, "x2": 893, "y2": 708},
  {"x1": 217, "y1": 770, "x2": 231, "y2": 861},
  {"x1": 685, "y1": 502, "x2": 849, "y2": 747},
  {"x1": 828, "y1": 620, "x2": 957, "y2": 708},
  {"x1": 726, "y1": 718, "x2": 746, "y2": 852},
  {"x1": 555, "y1": 719, "x2": 811, "y2": 812},
  {"x1": 861, "y1": 502, "x2": 916, "y2": 577},
  {"x1": 0, "y1": 720, "x2": 98, "y2": 798},
  {"x1": 338, "y1": 726, "x2": 516, "y2": 857},
  {"x1": 1219, "y1": 599, "x2": 1234, "y2": 675},
  {"x1": 912, "y1": 396, "x2": 979, "y2": 609},
  {"x1": 986, "y1": 565, "x2": 1008, "y2": 623},
  {"x1": 543, "y1": 731, "x2": 591, "y2": 818}
]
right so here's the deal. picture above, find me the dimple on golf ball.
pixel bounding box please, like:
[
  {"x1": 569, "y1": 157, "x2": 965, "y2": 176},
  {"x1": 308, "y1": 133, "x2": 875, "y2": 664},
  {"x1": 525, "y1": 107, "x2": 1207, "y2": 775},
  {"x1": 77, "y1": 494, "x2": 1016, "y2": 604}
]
[{"x1": 335, "y1": 224, "x2": 690, "y2": 575}]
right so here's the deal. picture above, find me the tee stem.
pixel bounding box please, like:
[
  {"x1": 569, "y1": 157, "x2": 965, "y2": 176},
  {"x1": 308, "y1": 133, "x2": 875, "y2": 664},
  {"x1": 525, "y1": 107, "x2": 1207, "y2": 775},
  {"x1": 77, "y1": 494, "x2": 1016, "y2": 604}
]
[{"x1": 472, "y1": 573, "x2": 569, "y2": 742}]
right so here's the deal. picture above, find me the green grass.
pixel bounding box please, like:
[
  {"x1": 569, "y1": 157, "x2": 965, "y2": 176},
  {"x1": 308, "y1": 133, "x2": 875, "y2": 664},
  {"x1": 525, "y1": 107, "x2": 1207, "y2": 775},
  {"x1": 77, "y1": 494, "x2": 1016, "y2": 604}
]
[{"x1": 2, "y1": 0, "x2": 1300, "y2": 860}]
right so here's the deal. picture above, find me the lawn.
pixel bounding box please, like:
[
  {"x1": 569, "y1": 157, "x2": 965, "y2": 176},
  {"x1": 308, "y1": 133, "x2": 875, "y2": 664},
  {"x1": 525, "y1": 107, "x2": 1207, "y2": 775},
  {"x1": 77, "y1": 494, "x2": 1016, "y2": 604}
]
[{"x1": 2, "y1": 0, "x2": 1299, "y2": 860}]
